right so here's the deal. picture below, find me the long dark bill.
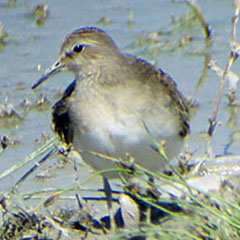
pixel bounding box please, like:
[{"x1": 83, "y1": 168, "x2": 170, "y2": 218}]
[{"x1": 32, "y1": 66, "x2": 62, "y2": 90}]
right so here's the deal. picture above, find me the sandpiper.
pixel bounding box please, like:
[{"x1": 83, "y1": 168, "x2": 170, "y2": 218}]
[{"x1": 32, "y1": 27, "x2": 189, "y2": 177}]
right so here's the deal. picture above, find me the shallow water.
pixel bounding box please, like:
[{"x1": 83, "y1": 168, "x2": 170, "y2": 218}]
[{"x1": 0, "y1": 0, "x2": 240, "y2": 196}]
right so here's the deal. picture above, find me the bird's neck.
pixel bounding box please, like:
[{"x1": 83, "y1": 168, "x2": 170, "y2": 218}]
[{"x1": 76, "y1": 56, "x2": 125, "y2": 85}]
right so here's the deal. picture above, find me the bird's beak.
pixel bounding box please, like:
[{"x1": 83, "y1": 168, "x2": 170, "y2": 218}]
[{"x1": 32, "y1": 59, "x2": 65, "y2": 89}]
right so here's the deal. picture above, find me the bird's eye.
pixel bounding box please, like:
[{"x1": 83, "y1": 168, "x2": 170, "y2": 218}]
[{"x1": 73, "y1": 44, "x2": 84, "y2": 53}]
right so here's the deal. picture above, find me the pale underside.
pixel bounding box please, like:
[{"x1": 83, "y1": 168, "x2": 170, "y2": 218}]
[{"x1": 69, "y1": 70, "x2": 184, "y2": 177}]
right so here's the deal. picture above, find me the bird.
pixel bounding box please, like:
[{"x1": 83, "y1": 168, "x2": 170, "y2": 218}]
[{"x1": 32, "y1": 27, "x2": 190, "y2": 178}]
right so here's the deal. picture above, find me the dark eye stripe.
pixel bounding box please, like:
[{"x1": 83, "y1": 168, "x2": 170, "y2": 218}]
[{"x1": 73, "y1": 44, "x2": 84, "y2": 53}]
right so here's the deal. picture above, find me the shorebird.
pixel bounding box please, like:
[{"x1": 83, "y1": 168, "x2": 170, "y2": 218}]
[{"x1": 32, "y1": 27, "x2": 189, "y2": 177}]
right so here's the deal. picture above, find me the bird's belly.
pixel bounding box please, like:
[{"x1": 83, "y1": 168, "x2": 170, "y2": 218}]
[
  {"x1": 73, "y1": 129, "x2": 183, "y2": 177},
  {"x1": 71, "y1": 112, "x2": 183, "y2": 177},
  {"x1": 69, "y1": 92, "x2": 184, "y2": 177}
]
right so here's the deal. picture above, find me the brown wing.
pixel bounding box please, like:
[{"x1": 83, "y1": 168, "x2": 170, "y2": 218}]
[
  {"x1": 154, "y1": 68, "x2": 190, "y2": 138},
  {"x1": 124, "y1": 55, "x2": 190, "y2": 138}
]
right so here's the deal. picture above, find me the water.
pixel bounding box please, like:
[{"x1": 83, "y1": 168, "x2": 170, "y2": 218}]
[{"x1": 0, "y1": 0, "x2": 240, "y2": 194}]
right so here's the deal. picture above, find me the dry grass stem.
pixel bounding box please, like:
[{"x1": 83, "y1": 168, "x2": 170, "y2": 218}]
[
  {"x1": 208, "y1": 0, "x2": 240, "y2": 136},
  {"x1": 185, "y1": 0, "x2": 211, "y2": 39}
]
